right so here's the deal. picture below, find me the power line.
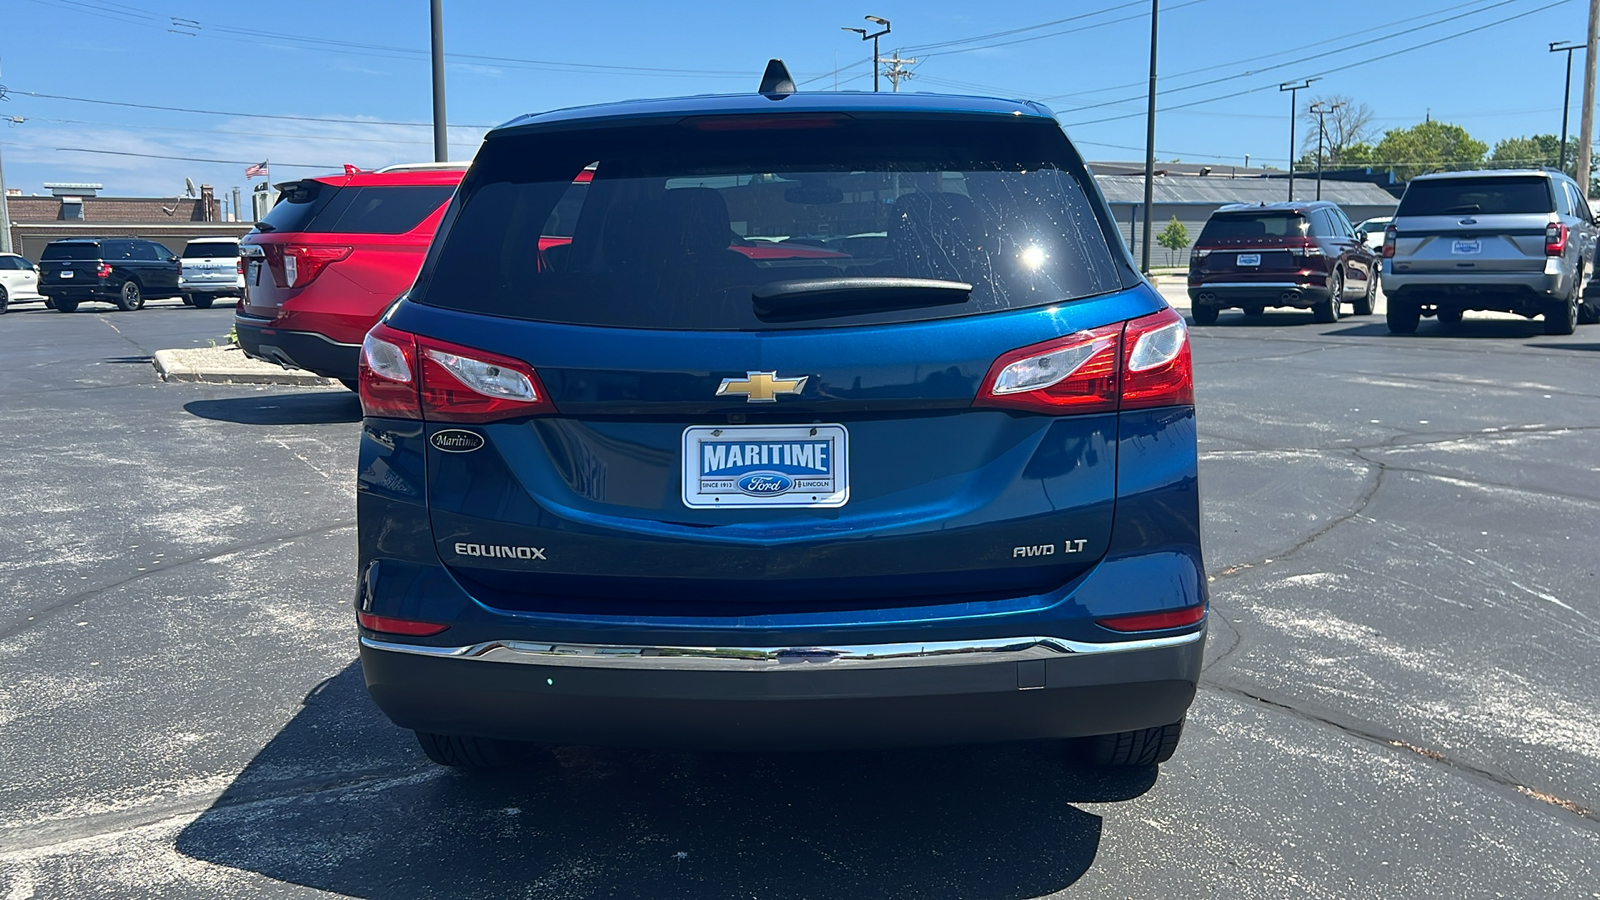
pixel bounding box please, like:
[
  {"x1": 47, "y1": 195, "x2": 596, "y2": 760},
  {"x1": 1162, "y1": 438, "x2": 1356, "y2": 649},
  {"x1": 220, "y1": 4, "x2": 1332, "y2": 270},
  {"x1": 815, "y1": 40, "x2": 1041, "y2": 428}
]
[
  {"x1": 17, "y1": 115, "x2": 452, "y2": 146},
  {"x1": 55, "y1": 147, "x2": 339, "y2": 168},
  {"x1": 4, "y1": 87, "x2": 498, "y2": 128},
  {"x1": 1060, "y1": 0, "x2": 1574, "y2": 127},
  {"x1": 899, "y1": 1, "x2": 1148, "y2": 53}
]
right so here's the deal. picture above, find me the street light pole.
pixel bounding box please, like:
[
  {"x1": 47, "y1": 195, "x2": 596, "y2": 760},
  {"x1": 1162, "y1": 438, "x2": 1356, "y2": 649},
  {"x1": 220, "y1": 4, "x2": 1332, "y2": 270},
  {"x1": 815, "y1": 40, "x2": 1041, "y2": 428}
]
[
  {"x1": 1140, "y1": 0, "x2": 1158, "y2": 275},
  {"x1": 430, "y1": 0, "x2": 448, "y2": 163},
  {"x1": 844, "y1": 18, "x2": 891, "y2": 92},
  {"x1": 1309, "y1": 101, "x2": 1343, "y2": 201},
  {"x1": 1552, "y1": 41, "x2": 1583, "y2": 171},
  {"x1": 1279, "y1": 78, "x2": 1318, "y2": 202}
]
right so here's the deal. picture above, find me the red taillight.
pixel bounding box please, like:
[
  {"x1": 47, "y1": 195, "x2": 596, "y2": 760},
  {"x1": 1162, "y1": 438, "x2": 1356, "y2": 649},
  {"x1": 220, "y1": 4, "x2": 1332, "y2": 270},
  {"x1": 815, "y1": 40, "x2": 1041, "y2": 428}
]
[
  {"x1": 1097, "y1": 605, "x2": 1206, "y2": 632},
  {"x1": 96, "y1": 263, "x2": 112, "y2": 278},
  {"x1": 974, "y1": 307, "x2": 1192, "y2": 415},
  {"x1": 358, "y1": 322, "x2": 555, "y2": 423},
  {"x1": 357, "y1": 611, "x2": 450, "y2": 636},
  {"x1": 262, "y1": 243, "x2": 352, "y2": 288},
  {"x1": 1121, "y1": 307, "x2": 1193, "y2": 410},
  {"x1": 1382, "y1": 224, "x2": 1397, "y2": 259},
  {"x1": 1546, "y1": 222, "x2": 1569, "y2": 256},
  {"x1": 973, "y1": 324, "x2": 1122, "y2": 414},
  {"x1": 236, "y1": 258, "x2": 245, "y2": 276},
  {"x1": 359, "y1": 322, "x2": 422, "y2": 419}
]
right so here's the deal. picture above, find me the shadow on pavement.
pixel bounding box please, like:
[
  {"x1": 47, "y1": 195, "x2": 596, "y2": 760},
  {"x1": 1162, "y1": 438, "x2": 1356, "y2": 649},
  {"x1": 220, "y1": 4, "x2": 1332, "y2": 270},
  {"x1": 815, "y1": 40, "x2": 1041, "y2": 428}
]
[
  {"x1": 102, "y1": 355, "x2": 155, "y2": 364},
  {"x1": 177, "y1": 662, "x2": 1148, "y2": 898},
  {"x1": 1526, "y1": 342, "x2": 1600, "y2": 352},
  {"x1": 184, "y1": 391, "x2": 359, "y2": 425}
]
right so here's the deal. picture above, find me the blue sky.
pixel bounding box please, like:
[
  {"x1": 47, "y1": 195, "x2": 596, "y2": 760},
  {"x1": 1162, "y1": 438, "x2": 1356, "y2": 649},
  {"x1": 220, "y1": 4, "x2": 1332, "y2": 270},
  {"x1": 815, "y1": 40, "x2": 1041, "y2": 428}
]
[{"x1": 0, "y1": 0, "x2": 1586, "y2": 202}]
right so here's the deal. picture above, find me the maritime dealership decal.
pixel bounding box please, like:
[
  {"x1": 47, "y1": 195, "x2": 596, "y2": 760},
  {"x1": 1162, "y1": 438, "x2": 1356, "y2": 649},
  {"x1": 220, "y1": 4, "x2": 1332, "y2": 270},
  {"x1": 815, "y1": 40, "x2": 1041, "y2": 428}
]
[{"x1": 430, "y1": 429, "x2": 485, "y2": 453}]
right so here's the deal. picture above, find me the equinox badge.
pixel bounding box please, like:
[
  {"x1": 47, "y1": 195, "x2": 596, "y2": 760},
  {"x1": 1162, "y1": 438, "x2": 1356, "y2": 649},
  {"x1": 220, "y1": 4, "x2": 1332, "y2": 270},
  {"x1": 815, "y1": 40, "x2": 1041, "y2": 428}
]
[{"x1": 716, "y1": 371, "x2": 809, "y2": 403}]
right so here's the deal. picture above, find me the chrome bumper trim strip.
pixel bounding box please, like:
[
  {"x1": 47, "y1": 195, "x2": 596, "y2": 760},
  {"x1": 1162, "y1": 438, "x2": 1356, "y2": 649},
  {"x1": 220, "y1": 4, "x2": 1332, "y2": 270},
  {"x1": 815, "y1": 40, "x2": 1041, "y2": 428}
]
[
  {"x1": 359, "y1": 629, "x2": 1204, "y2": 671},
  {"x1": 1189, "y1": 282, "x2": 1308, "y2": 289}
]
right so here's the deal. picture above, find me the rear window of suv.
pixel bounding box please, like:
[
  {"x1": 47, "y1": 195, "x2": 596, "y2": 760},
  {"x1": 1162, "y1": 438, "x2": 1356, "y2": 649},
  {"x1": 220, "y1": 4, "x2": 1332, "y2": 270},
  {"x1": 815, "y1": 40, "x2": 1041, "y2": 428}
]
[
  {"x1": 1397, "y1": 176, "x2": 1554, "y2": 216},
  {"x1": 41, "y1": 243, "x2": 101, "y2": 261},
  {"x1": 411, "y1": 117, "x2": 1127, "y2": 330},
  {"x1": 184, "y1": 242, "x2": 239, "y2": 258},
  {"x1": 255, "y1": 182, "x2": 455, "y2": 235},
  {"x1": 1199, "y1": 213, "x2": 1309, "y2": 241}
]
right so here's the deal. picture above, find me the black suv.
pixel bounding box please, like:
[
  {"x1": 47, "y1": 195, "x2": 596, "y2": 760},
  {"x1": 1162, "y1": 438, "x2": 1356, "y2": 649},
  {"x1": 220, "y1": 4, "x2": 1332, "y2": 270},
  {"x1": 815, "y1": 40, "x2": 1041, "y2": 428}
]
[{"x1": 38, "y1": 238, "x2": 182, "y2": 312}]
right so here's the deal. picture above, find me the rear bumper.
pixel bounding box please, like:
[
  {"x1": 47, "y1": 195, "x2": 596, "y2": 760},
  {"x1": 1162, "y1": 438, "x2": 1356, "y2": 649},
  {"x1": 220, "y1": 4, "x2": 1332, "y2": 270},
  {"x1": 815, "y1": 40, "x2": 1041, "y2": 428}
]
[
  {"x1": 235, "y1": 313, "x2": 360, "y2": 380},
  {"x1": 1383, "y1": 267, "x2": 1565, "y2": 305},
  {"x1": 1187, "y1": 281, "x2": 1332, "y2": 308},
  {"x1": 41, "y1": 283, "x2": 117, "y2": 301},
  {"x1": 360, "y1": 627, "x2": 1205, "y2": 749},
  {"x1": 180, "y1": 281, "x2": 243, "y2": 296}
]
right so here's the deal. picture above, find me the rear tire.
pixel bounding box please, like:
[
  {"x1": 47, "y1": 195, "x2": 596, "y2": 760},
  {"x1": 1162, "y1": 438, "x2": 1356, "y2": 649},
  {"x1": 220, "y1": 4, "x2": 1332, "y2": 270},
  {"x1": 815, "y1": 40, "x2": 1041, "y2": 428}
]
[
  {"x1": 1353, "y1": 271, "x2": 1375, "y2": 316},
  {"x1": 1191, "y1": 304, "x2": 1218, "y2": 326},
  {"x1": 116, "y1": 280, "x2": 144, "y2": 312},
  {"x1": 180, "y1": 293, "x2": 195, "y2": 306},
  {"x1": 1076, "y1": 718, "x2": 1185, "y2": 767},
  {"x1": 1436, "y1": 308, "x2": 1463, "y2": 326},
  {"x1": 0, "y1": 286, "x2": 9, "y2": 315},
  {"x1": 191, "y1": 294, "x2": 215, "y2": 310},
  {"x1": 415, "y1": 731, "x2": 533, "y2": 769},
  {"x1": 1312, "y1": 270, "x2": 1342, "y2": 323},
  {"x1": 1546, "y1": 280, "x2": 1580, "y2": 335},
  {"x1": 1387, "y1": 298, "x2": 1420, "y2": 334},
  {"x1": 54, "y1": 296, "x2": 79, "y2": 313}
]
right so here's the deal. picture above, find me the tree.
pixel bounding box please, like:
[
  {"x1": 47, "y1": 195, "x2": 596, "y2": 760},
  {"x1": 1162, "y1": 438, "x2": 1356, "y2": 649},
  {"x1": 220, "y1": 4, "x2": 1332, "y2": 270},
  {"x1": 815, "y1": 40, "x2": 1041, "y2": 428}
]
[
  {"x1": 1370, "y1": 121, "x2": 1487, "y2": 180},
  {"x1": 1298, "y1": 95, "x2": 1376, "y2": 167},
  {"x1": 1157, "y1": 216, "x2": 1189, "y2": 266},
  {"x1": 1489, "y1": 134, "x2": 1564, "y2": 170}
]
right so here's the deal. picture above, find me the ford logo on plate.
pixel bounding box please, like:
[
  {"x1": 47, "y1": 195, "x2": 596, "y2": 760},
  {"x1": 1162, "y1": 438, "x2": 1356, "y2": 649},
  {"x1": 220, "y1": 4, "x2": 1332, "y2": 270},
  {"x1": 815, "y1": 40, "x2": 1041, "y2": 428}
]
[
  {"x1": 429, "y1": 429, "x2": 485, "y2": 453},
  {"x1": 737, "y1": 472, "x2": 794, "y2": 496}
]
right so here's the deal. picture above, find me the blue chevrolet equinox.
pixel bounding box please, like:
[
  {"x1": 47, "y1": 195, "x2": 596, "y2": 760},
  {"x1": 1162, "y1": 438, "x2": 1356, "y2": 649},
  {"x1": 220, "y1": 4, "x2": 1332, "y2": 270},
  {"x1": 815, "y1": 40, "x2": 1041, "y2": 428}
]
[{"x1": 355, "y1": 64, "x2": 1207, "y2": 769}]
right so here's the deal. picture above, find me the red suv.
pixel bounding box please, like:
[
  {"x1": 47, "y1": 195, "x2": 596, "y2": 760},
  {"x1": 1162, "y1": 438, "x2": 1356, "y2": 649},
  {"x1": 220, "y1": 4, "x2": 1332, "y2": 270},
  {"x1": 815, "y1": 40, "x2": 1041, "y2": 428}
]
[
  {"x1": 1186, "y1": 200, "x2": 1380, "y2": 325},
  {"x1": 236, "y1": 164, "x2": 466, "y2": 387}
]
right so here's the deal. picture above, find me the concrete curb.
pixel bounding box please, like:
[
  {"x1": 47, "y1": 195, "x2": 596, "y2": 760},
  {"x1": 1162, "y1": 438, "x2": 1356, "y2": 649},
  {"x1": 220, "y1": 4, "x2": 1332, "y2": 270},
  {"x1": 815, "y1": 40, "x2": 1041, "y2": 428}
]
[{"x1": 152, "y1": 347, "x2": 338, "y2": 387}]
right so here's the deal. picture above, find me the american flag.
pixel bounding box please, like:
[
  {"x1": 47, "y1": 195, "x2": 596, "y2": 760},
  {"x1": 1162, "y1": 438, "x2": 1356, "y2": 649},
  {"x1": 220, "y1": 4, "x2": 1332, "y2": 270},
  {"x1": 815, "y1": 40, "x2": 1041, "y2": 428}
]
[{"x1": 244, "y1": 160, "x2": 269, "y2": 179}]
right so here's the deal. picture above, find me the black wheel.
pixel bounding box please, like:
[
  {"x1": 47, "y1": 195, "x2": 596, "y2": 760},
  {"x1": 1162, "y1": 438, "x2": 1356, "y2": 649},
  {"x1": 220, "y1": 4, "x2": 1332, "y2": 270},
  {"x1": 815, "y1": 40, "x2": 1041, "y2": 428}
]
[
  {"x1": 1191, "y1": 304, "x2": 1218, "y2": 326},
  {"x1": 1545, "y1": 276, "x2": 1579, "y2": 336},
  {"x1": 1353, "y1": 270, "x2": 1375, "y2": 316},
  {"x1": 0, "y1": 285, "x2": 8, "y2": 314},
  {"x1": 1580, "y1": 275, "x2": 1600, "y2": 324},
  {"x1": 338, "y1": 377, "x2": 360, "y2": 392},
  {"x1": 1312, "y1": 269, "x2": 1342, "y2": 323},
  {"x1": 116, "y1": 280, "x2": 144, "y2": 312},
  {"x1": 1436, "y1": 308, "x2": 1463, "y2": 326},
  {"x1": 415, "y1": 731, "x2": 534, "y2": 769},
  {"x1": 44, "y1": 295, "x2": 56, "y2": 310},
  {"x1": 180, "y1": 292, "x2": 195, "y2": 306},
  {"x1": 1242, "y1": 304, "x2": 1264, "y2": 317},
  {"x1": 1387, "y1": 298, "x2": 1420, "y2": 334},
  {"x1": 54, "y1": 296, "x2": 79, "y2": 313},
  {"x1": 1076, "y1": 718, "x2": 1185, "y2": 767},
  {"x1": 191, "y1": 294, "x2": 215, "y2": 310}
]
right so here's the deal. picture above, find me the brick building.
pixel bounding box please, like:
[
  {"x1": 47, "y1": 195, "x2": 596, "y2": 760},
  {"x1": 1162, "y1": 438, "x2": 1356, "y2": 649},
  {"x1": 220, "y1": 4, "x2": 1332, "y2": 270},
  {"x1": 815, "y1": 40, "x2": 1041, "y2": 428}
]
[{"x1": 4, "y1": 183, "x2": 252, "y2": 260}]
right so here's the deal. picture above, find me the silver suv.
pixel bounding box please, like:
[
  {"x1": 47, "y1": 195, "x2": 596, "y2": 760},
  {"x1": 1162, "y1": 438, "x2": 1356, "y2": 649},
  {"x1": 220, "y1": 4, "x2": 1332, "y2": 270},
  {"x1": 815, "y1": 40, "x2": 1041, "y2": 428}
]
[{"x1": 1383, "y1": 169, "x2": 1597, "y2": 335}]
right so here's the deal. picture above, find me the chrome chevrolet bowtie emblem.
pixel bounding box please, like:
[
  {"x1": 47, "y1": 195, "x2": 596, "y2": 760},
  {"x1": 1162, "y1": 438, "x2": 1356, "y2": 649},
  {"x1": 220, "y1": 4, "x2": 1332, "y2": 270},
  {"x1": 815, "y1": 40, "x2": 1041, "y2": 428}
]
[{"x1": 716, "y1": 371, "x2": 808, "y2": 403}]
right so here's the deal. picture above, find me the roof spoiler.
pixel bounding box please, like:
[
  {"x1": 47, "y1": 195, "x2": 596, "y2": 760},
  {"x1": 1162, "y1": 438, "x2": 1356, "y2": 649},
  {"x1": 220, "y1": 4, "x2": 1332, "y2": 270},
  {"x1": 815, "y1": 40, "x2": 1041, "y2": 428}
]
[{"x1": 759, "y1": 59, "x2": 796, "y2": 98}]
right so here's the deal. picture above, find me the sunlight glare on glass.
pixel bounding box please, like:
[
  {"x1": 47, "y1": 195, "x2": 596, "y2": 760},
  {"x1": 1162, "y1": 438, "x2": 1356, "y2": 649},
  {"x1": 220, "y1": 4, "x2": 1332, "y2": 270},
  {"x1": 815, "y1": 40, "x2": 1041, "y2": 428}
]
[{"x1": 1020, "y1": 244, "x2": 1048, "y2": 270}]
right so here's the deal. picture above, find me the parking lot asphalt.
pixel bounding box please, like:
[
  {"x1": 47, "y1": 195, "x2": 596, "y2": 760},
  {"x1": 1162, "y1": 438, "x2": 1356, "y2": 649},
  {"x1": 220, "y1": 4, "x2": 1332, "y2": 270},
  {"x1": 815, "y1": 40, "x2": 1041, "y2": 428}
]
[{"x1": 2, "y1": 295, "x2": 1598, "y2": 898}]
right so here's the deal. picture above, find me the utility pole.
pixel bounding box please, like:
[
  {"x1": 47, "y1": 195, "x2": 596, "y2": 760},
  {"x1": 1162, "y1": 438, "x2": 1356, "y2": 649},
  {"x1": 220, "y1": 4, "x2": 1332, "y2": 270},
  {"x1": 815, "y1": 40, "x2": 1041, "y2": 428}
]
[
  {"x1": 1309, "y1": 101, "x2": 1343, "y2": 201},
  {"x1": 1552, "y1": 42, "x2": 1583, "y2": 171},
  {"x1": 430, "y1": 0, "x2": 448, "y2": 162},
  {"x1": 232, "y1": 186, "x2": 243, "y2": 224},
  {"x1": 0, "y1": 139, "x2": 11, "y2": 254},
  {"x1": 1279, "y1": 78, "x2": 1318, "y2": 202},
  {"x1": 1578, "y1": 0, "x2": 1600, "y2": 197},
  {"x1": 1140, "y1": 0, "x2": 1158, "y2": 275},
  {"x1": 882, "y1": 51, "x2": 916, "y2": 92}
]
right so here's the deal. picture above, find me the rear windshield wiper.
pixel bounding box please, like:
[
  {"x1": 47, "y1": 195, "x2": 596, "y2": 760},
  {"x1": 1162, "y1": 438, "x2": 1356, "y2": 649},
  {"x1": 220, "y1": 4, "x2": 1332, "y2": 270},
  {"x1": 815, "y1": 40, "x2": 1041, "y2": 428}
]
[
  {"x1": 251, "y1": 221, "x2": 276, "y2": 233},
  {"x1": 1441, "y1": 203, "x2": 1480, "y2": 214},
  {"x1": 752, "y1": 277, "x2": 972, "y2": 321}
]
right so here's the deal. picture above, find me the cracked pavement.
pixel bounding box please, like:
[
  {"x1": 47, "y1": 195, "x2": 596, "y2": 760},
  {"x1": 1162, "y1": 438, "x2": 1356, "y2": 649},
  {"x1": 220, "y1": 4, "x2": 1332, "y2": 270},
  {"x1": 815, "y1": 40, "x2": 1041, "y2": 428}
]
[{"x1": 1, "y1": 298, "x2": 1598, "y2": 898}]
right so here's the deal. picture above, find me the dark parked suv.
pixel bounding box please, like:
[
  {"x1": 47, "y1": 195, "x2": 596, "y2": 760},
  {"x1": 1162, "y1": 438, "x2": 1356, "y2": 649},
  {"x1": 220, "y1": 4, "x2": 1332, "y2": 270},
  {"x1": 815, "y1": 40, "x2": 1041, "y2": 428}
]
[
  {"x1": 1187, "y1": 201, "x2": 1380, "y2": 324},
  {"x1": 356, "y1": 66, "x2": 1206, "y2": 770},
  {"x1": 39, "y1": 238, "x2": 182, "y2": 312}
]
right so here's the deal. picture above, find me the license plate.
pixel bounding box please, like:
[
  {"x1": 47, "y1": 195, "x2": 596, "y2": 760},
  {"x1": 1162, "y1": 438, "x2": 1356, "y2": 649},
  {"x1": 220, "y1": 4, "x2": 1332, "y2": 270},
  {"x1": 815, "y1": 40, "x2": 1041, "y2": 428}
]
[
  {"x1": 1236, "y1": 253, "x2": 1261, "y2": 266},
  {"x1": 682, "y1": 424, "x2": 849, "y2": 508},
  {"x1": 59, "y1": 270, "x2": 73, "y2": 278},
  {"x1": 1452, "y1": 239, "x2": 1481, "y2": 255}
]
